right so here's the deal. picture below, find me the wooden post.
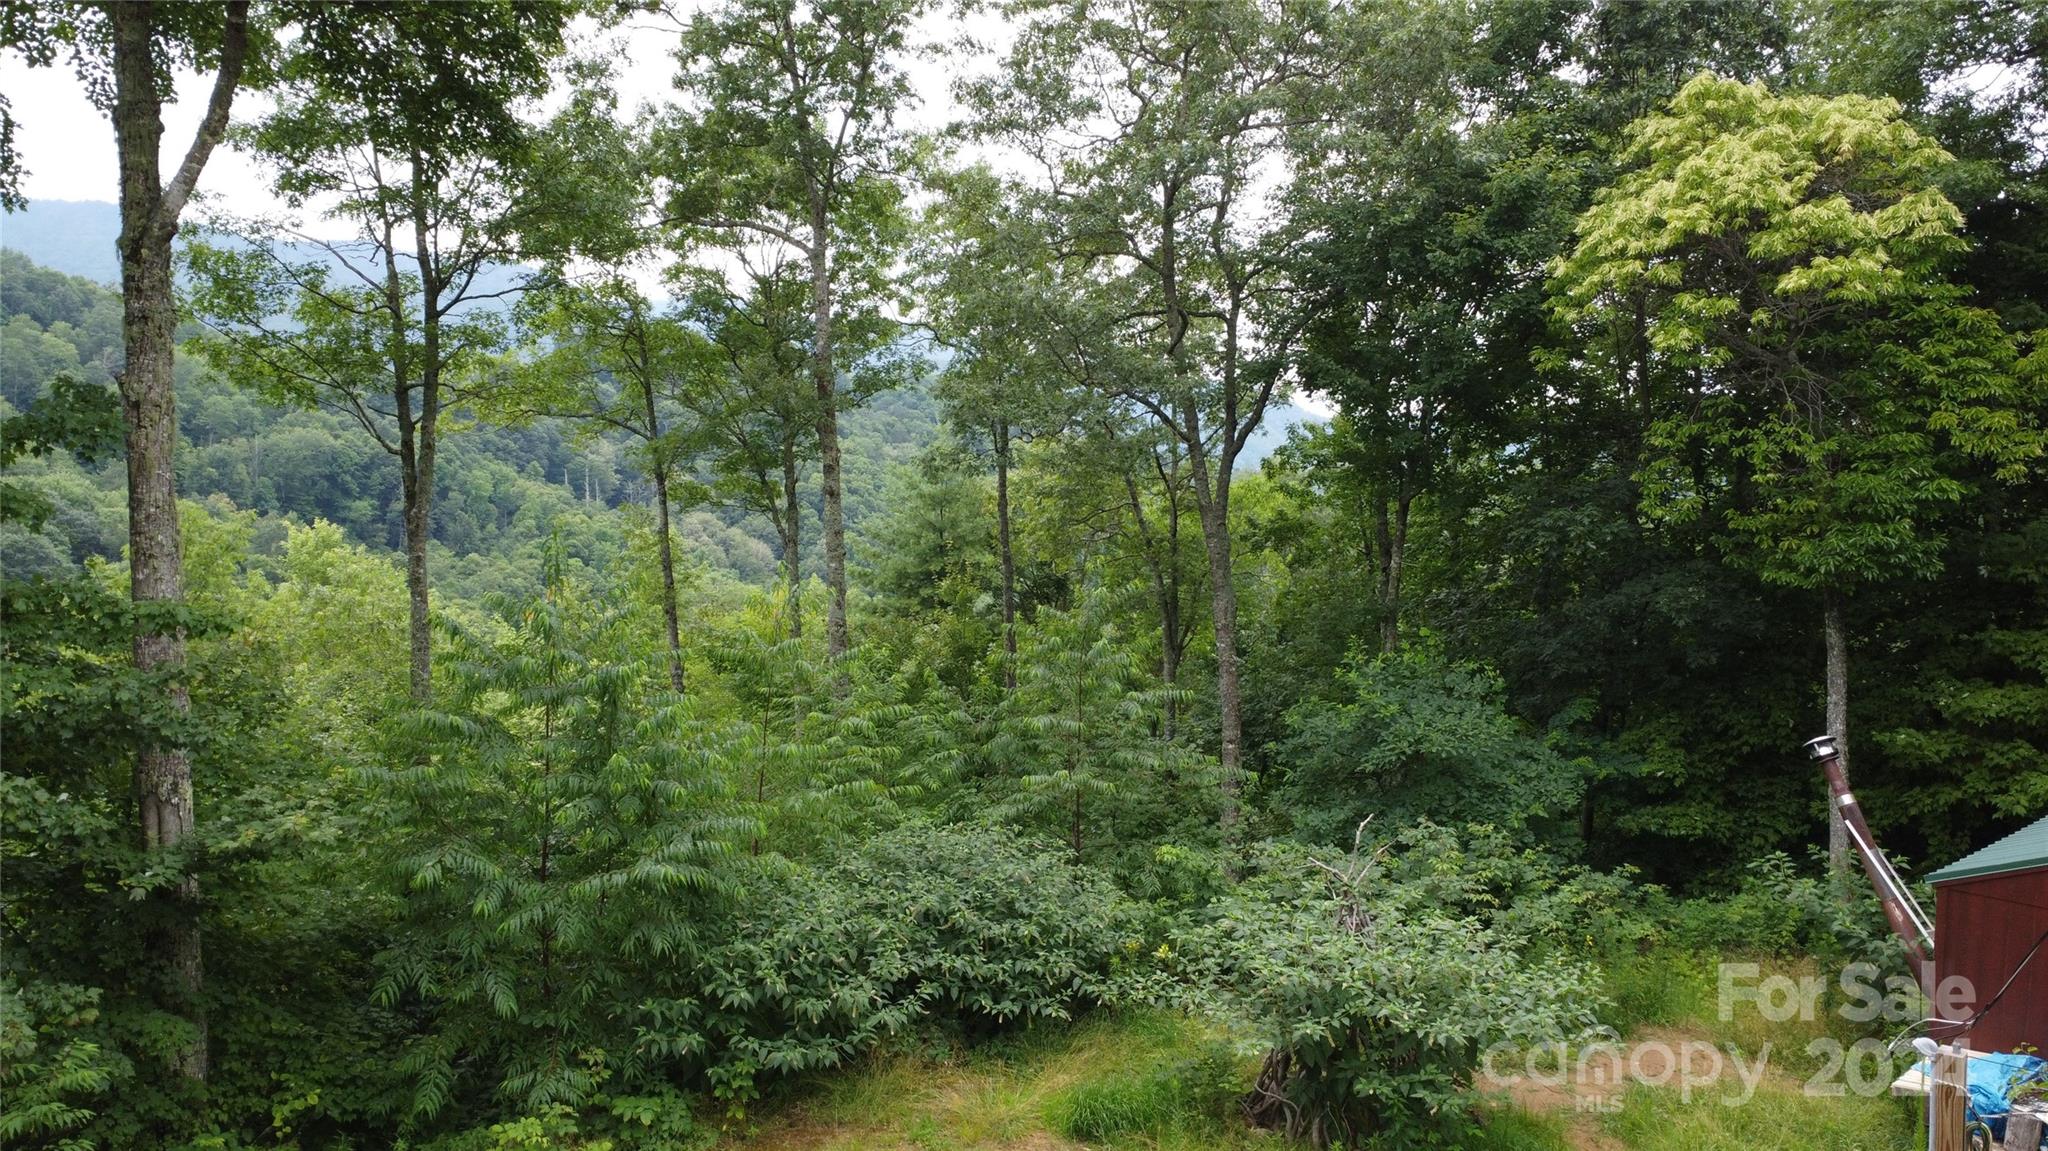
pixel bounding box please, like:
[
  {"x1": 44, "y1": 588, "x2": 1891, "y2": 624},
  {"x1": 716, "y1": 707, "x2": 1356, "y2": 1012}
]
[
  {"x1": 1933, "y1": 1050, "x2": 1968, "y2": 1151},
  {"x1": 2004, "y1": 1113, "x2": 2044, "y2": 1151}
]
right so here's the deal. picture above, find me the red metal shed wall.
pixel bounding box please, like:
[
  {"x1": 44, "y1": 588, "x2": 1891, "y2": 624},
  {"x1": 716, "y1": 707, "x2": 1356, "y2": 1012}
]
[{"x1": 1934, "y1": 865, "x2": 2048, "y2": 1053}]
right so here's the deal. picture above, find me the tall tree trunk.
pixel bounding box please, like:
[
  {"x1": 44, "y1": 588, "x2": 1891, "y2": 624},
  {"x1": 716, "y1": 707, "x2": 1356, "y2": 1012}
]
[
  {"x1": 385, "y1": 265, "x2": 430, "y2": 704},
  {"x1": 1633, "y1": 292, "x2": 1653, "y2": 457},
  {"x1": 1160, "y1": 586, "x2": 1181, "y2": 741},
  {"x1": 781, "y1": 443, "x2": 802, "y2": 640},
  {"x1": 1374, "y1": 488, "x2": 1411, "y2": 653},
  {"x1": 641, "y1": 375, "x2": 685, "y2": 693},
  {"x1": 1159, "y1": 217, "x2": 1244, "y2": 835},
  {"x1": 1120, "y1": 454, "x2": 1182, "y2": 738},
  {"x1": 1130, "y1": 456, "x2": 1179, "y2": 733},
  {"x1": 1163, "y1": 469, "x2": 1188, "y2": 742},
  {"x1": 109, "y1": 0, "x2": 247, "y2": 1084},
  {"x1": 400, "y1": 444, "x2": 433, "y2": 703},
  {"x1": 995, "y1": 419, "x2": 1016, "y2": 692},
  {"x1": 652, "y1": 462, "x2": 685, "y2": 693},
  {"x1": 1823, "y1": 587, "x2": 1851, "y2": 878},
  {"x1": 1199, "y1": 497, "x2": 1244, "y2": 833},
  {"x1": 118, "y1": 200, "x2": 206, "y2": 1086},
  {"x1": 1183, "y1": 419, "x2": 1243, "y2": 836},
  {"x1": 403, "y1": 195, "x2": 442, "y2": 704},
  {"x1": 412, "y1": 439, "x2": 437, "y2": 700},
  {"x1": 808, "y1": 202, "x2": 849, "y2": 660}
]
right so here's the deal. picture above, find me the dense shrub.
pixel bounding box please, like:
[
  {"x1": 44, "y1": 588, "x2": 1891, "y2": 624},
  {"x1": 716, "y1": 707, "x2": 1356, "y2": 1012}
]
[
  {"x1": 685, "y1": 822, "x2": 1142, "y2": 1107},
  {"x1": 1275, "y1": 648, "x2": 1584, "y2": 846},
  {"x1": 1361, "y1": 822, "x2": 1658, "y2": 956},
  {"x1": 370, "y1": 577, "x2": 749, "y2": 1122},
  {"x1": 414, "y1": 1090, "x2": 711, "y2": 1151},
  {"x1": 0, "y1": 980, "x2": 126, "y2": 1150},
  {"x1": 1139, "y1": 836, "x2": 1604, "y2": 1150},
  {"x1": 1673, "y1": 852, "x2": 1902, "y2": 970}
]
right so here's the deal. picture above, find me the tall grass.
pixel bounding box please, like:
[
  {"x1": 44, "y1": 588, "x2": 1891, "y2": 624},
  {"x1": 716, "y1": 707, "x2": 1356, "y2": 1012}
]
[
  {"x1": 1600, "y1": 948, "x2": 1715, "y2": 1033},
  {"x1": 1463, "y1": 1106, "x2": 1575, "y2": 1150},
  {"x1": 735, "y1": 997, "x2": 1921, "y2": 1151},
  {"x1": 1042, "y1": 1040, "x2": 1242, "y2": 1142},
  {"x1": 1600, "y1": 1082, "x2": 1918, "y2": 1150}
]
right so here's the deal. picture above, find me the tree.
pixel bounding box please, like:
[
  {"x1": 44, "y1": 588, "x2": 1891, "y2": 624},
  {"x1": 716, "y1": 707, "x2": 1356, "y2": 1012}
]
[
  {"x1": 989, "y1": 586, "x2": 1185, "y2": 861},
  {"x1": 514, "y1": 273, "x2": 715, "y2": 693},
  {"x1": 921, "y1": 162, "x2": 1210, "y2": 727},
  {"x1": 663, "y1": 0, "x2": 926, "y2": 660},
  {"x1": 2, "y1": 0, "x2": 253, "y2": 1082},
  {"x1": 929, "y1": 356, "x2": 1030, "y2": 692},
  {"x1": 1030, "y1": 412, "x2": 1208, "y2": 737},
  {"x1": 677, "y1": 256, "x2": 822, "y2": 640},
  {"x1": 962, "y1": 0, "x2": 1336, "y2": 834},
  {"x1": 1150, "y1": 832, "x2": 1601, "y2": 1148},
  {"x1": 920, "y1": 163, "x2": 1088, "y2": 692},
  {"x1": 373, "y1": 557, "x2": 745, "y2": 1116},
  {"x1": 1553, "y1": 74, "x2": 2046, "y2": 873},
  {"x1": 1288, "y1": 113, "x2": 1562, "y2": 653},
  {"x1": 1384, "y1": 0, "x2": 1827, "y2": 878},
  {"x1": 1803, "y1": 0, "x2": 2048, "y2": 865},
  {"x1": 187, "y1": 1, "x2": 576, "y2": 702},
  {"x1": 1275, "y1": 646, "x2": 1583, "y2": 845}
]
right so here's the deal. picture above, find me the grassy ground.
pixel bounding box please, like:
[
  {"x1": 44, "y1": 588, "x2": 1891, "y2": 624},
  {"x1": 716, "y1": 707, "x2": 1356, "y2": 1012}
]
[
  {"x1": 724, "y1": 953, "x2": 1924, "y2": 1151},
  {"x1": 1510, "y1": 949, "x2": 1922, "y2": 1151},
  {"x1": 720, "y1": 1012, "x2": 1575, "y2": 1150},
  {"x1": 725, "y1": 1013, "x2": 1274, "y2": 1151},
  {"x1": 1595, "y1": 1083, "x2": 1917, "y2": 1151}
]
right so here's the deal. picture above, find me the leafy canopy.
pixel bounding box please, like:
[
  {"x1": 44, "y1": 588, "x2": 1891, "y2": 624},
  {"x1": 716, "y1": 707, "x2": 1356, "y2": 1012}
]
[{"x1": 1554, "y1": 73, "x2": 2044, "y2": 589}]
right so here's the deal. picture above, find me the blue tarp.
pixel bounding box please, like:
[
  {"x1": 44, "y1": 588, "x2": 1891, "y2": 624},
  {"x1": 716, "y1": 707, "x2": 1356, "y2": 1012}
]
[{"x1": 1915, "y1": 1051, "x2": 2047, "y2": 1144}]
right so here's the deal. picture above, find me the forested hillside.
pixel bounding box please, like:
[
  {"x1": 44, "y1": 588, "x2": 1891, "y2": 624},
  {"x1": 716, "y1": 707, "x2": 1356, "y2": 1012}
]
[
  {"x1": 3, "y1": 2, "x2": 2045, "y2": 1151},
  {"x1": 0, "y1": 245, "x2": 949, "y2": 597}
]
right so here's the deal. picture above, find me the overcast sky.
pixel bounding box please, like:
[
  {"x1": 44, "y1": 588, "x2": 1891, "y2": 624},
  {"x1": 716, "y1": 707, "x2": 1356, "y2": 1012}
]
[
  {"x1": 0, "y1": 10, "x2": 984, "y2": 224},
  {"x1": 0, "y1": 11, "x2": 1332, "y2": 418}
]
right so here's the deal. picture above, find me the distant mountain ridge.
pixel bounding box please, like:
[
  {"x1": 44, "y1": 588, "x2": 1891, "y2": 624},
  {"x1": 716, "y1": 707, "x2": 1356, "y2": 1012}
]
[
  {"x1": 0, "y1": 199, "x2": 532, "y2": 308},
  {"x1": 0, "y1": 200, "x2": 1326, "y2": 464},
  {"x1": 1, "y1": 200, "x2": 125, "y2": 283}
]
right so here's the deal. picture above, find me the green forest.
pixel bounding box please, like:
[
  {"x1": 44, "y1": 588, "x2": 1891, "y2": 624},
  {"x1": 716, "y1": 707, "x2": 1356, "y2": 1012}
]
[{"x1": 2, "y1": 1, "x2": 2045, "y2": 1149}]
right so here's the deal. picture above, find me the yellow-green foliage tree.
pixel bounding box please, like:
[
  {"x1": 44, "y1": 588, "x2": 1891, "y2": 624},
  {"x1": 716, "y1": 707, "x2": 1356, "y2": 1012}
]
[{"x1": 1553, "y1": 74, "x2": 2046, "y2": 872}]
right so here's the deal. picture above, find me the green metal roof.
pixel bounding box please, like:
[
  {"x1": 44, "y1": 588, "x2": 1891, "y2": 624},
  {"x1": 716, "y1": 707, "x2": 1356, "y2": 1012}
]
[{"x1": 1927, "y1": 814, "x2": 2048, "y2": 884}]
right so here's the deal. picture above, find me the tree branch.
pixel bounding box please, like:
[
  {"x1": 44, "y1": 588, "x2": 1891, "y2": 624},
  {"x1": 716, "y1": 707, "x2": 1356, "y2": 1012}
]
[{"x1": 152, "y1": 1, "x2": 251, "y2": 243}]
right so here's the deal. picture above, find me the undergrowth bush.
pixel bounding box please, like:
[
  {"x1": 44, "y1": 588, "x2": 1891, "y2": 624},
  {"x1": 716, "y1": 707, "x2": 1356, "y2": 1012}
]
[
  {"x1": 686, "y1": 822, "x2": 1141, "y2": 1109},
  {"x1": 1673, "y1": 852, "x2": 1902, "y2": 971},
  {"x1": 1598, "y1": 948, "x2": 1713, "y2": 1033},
  {"x1": 1136, "y1": 832, "x2": 1604, "y2": 1150},
  {"x1": 409, "y1": 1088, "x2": 710, "y2": 1151},
  {"x1": 1274, "y1": 649, "x2": 1583, "y2": 842},
  {"x1": 1361, "y1": 822, "x2": 1659, "y2": 957},
  {"x1": 0, "y1": 979, "x2": 127, "y2": 1150}
]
